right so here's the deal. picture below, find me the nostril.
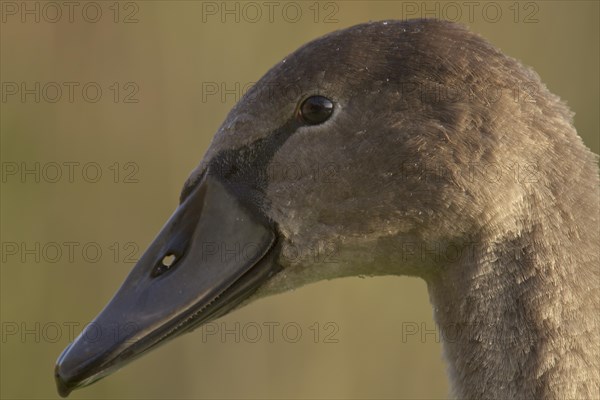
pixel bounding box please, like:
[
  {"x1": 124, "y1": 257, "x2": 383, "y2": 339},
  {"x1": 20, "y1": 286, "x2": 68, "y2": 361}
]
[
  {"x1": 151, "y1": 252, "x2": 179, "y2": 277},
  {"x1": 162, "y1": 254, "x2": 176, "y2": 267}
]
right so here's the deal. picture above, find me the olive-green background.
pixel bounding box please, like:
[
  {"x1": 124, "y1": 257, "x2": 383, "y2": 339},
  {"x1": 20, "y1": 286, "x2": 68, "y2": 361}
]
[{"x1": 1, "y1": 1, "x2": 598, "y2": 399}]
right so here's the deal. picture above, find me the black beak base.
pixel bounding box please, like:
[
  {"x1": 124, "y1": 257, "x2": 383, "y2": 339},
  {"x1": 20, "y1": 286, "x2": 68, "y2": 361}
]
[{"x1": 54, "y1": 173, "x2": 280, "y2": 397}]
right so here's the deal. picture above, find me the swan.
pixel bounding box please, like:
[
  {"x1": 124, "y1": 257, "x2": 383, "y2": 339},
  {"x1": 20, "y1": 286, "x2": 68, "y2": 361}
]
[{"x1": 55, "y1": 19, "x2": 600, "y2": 399}]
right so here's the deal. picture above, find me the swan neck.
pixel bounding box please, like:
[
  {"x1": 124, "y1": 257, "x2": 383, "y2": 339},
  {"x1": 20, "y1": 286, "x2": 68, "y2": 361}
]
[{"x1": 427, "y1": 221, "x2": 599, "y2": 399}]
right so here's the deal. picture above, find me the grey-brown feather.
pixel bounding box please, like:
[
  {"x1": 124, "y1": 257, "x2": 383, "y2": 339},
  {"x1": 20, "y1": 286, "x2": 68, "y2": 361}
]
[{"x1": 187, "y1": 19, "x2": 599, "y2": 399}]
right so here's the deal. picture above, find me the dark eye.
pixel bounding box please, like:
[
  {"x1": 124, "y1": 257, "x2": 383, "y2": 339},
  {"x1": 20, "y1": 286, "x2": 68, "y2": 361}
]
[{"x1": 299, "y1": 95, "x2": 334, "y2": 125}]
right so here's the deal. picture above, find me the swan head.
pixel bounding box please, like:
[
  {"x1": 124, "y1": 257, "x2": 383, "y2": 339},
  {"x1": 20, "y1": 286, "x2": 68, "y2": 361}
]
[{"x1": 54, "y1": 19, "x2": 583, "y2": 396}]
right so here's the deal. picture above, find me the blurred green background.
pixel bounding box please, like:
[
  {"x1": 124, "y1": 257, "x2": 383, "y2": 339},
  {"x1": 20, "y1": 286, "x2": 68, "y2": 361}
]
[{"x1": 1, "y1": 1, "x2": 598, "y2": 399}]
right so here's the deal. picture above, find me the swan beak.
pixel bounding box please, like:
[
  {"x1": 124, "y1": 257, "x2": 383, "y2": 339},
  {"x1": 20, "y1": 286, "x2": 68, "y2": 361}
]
[{"x1": 54, "y1": 173, "x2": 279, "y2": 397}]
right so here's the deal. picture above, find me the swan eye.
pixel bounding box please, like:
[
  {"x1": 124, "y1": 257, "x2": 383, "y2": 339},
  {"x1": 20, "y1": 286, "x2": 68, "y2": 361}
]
[{"x1": 299, "y1": 95, "x2": 334, "y2": 125}]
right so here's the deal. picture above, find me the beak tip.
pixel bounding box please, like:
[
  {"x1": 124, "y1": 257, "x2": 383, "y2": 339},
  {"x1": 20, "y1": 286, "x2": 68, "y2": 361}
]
[{"x1": 54, "y1": 364, "x2": 73, "y2": 398}]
